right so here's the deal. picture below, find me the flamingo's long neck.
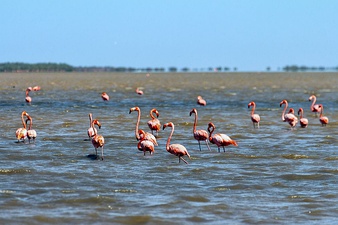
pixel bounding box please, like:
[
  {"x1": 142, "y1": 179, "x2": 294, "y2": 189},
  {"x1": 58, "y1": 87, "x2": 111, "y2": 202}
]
[
  {"x1": 29, "y1": 117, "x2": 33, "y2": 130},
  {"x1": 281, "y1": 102, "x2": 288, "y2": 121},
  {"x1": 310, "y1": 96, "x2": 316, "y2": 111},
  {"x1": 192, "y1": 112, "x2": 197, "y2": 133},
  {"x1": 299, "y1": 110, "x2": 303, "y2": 119},
  {"x1": 166, "y1": 125, "x2": 174, "y2": 151},
  {"x1": 250, "y1": 104, "x2": 256, "y2": 116},
  {"x1": 91, "y1": 120, "x2": 97, "y2": 136},
  {"x1": 208, "y1": 125, "x2": 214, "y2": 142},
  {"x1": 21, "y1": 112, "x2": 26, "y2": 129},
  {"x1": 135, "y1": 109, "x2": 141, "y2": 140},
  {"x1": 320, "y1": 106, "x2": 324, "y2": 117},
  {"x1": 150, "y1": 110, "x2": 155, "y2": 120},
  {"x1": 89, "y1": 114, "x2": 93, "y2": 127}
]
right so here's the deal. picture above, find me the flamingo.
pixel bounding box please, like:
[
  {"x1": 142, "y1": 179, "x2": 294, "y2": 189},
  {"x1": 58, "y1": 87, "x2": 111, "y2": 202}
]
[
  {"x1": 248, "y1": 101, "x2": 260, "y2": 128},
  {"x1": 91, "y1": 119, "x2": 104, "y2": 160},
  {"x1": 87, "y1": 113, "x2": 98, "y2": 139},
  {"x1": 147, "y1": 108, "x2": 161, "y2": 137},
  {"x1": 318, "y1": 104, "x2": 329, "y2": 126},
  {"x1": 163, "y1": 122, "x2": 190, "y2": 164},
  {"x1": 32, "y1": 86, "x2": 41, "y2": 91},
  {"x1": 309, "y1": 95, "x2": 321, "y2": 116},
  {"x1": 15, "y1": 111, "x2": 29, "y2": 142},
  {"x1": 129, "y1": 106, "x2": 158, "y2": 146},
  {"x1": 101, "y1": 92, "x2": 109, "y2": 101},
  {"x1": 207, "y1": 122, "x2": 238, "y2": 152},
  {"x1": 25, "y1": 114, "x2": 37, "y2": 143},
  {"x1": 280, "y1": 99, "x2": 298, "y2": 129},
  {"x1": 297, "y1": 108, "x2": 308, "y2": 128},
  {"x1": 137, "y1": 129, "x2": 155, "y2": 156},
  {"x1": 136, "y1": 88, "x2": 143, "y2": 95},
  {"x1": 197, "y1": 96, "x2": 206, "y2": 106},
  {"x1": 25, "y1": 88, "x2": 32, "y2": 103},
  {"x1": 189, "y1": 108, "x2": 211, "y2": 151}
]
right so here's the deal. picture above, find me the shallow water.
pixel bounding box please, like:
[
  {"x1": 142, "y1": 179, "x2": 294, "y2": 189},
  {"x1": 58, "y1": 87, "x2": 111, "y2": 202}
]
[{"x1": 1, "y1": 72, "x2": 338, "y2": 224}]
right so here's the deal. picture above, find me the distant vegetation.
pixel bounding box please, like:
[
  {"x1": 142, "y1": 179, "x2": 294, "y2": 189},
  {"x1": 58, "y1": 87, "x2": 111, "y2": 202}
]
[{"x1": 0, "y1": 62, "x2": 337, "y2": 73}]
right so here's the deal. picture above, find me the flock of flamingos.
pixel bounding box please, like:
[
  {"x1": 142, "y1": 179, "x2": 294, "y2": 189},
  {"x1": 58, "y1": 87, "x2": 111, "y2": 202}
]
[{"x1": 16, "y1": 87, "x2": 329, "y2": 164}]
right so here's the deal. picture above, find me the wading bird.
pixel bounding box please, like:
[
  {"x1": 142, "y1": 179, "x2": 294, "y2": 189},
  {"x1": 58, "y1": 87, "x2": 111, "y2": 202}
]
[
  {"x1": 197, "y1": 96, "x2": 206, "y2": 106},
  {"x1": 25, "y1": 114, "x2": 37, "y2": 143},
  {"x1": 87, "y1": 113, "x2": 97, "y2": 140},
  {"x1": 16, "y1": 111, "x2": 29, "y2": 142},
  {"x1": 129, "y1": 107, "x2": 158, "y2": 146},
  {"x1": 297, "y1": 108, "x2": 308, "y2": 128},
  {"x1": 32, "y1": 86, "x2": 41, "y2": 91},
  {"x1": 163, "y1": 122, "x2": 190, "y2": 164},
  {"x1": 101, "y1": 92, "x2": 109, "y2": 101},
  {"x1": 280, "y1": 99, "x2": 298, "y2": 129},
  {"x1": 91, "y1": 119, "x2": 105, "y2": 160},
  {"x1": 248, "y1": 101, "x2": 260, "y2": 128},
  {"x1": 137, "y1": 129, "x2": 155, "y2": 156},
  {"x1": 207, "y1": 122, "x2": 238, "y2": 152},
  {"x1": 136, "y1": 88, "x2": 143, "y2": 95},
  {"x1": 309, "y1": 95, "x2": 321, "y2": 116},
  {"x1": 25, "y1": 87, "x2": 32, "y2": 103},
  {"x1": 318, "y1": 104, "x2": 329, "y2": 126},
  {"x1": 147, "y1": 108, "x2": 161, "y2": 137},
  {"x1": 189, "y1": 108, "x2": 211, "y2": 151}
]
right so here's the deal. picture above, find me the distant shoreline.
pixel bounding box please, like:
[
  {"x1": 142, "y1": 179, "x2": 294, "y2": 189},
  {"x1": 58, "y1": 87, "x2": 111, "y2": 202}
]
[{"x1": 1, "y1": 62, "x2": 337, "y2": 73}]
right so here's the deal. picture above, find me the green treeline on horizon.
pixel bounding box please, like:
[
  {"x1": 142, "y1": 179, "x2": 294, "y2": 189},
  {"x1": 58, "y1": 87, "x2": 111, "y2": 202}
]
[{"x1": 0, "y1": 62, "x2": 337, "y2": 73}]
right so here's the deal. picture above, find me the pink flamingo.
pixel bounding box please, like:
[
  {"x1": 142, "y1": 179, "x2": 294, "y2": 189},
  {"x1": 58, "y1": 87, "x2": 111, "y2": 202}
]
[
  {"x1": 163, "y1": 122, "x2": 190, "y2": 164},
  {"x1": 189, "y1": 108, "x2": 211, "y2": 151},
  {"x1": 25, "y1": 88, "x2": 32, "y2": 103},
  {"x1": 280, "y1": 100, "x2": 298, "y2": 129},
  {"x1": 197, "y1": 96, "x2": 206, "y2": 106},
  {"x1": 15, "y1": 111, "x2": 29, "y2": 142},
  {"x1": 248, "y1": 101, "x2": 260, "y2": 128},
  {"x1": 137, "y1": 129, "x2": 155, "y2": 156},
  {"x1": 309, "y1": 95, "x2": 321, "y2": 116},
  {"x1": 207, "y1": 122, "x2": 238, "y2": 152},
  {"x1": 32, "y1": 86, "x2": 41, "y2": 91},
  {"x1": 87, "y1": 113, "x2": 98, "y2": 139},
  {"x1": 101, "y1": 92, "x2": 109, "y2": 101},
  {"x1": 318, "y1": 104, "x2": 329, "y2": 126},
  {"x1": 147, "y1": 108, "x2": 161, "y2": 137},
  {"x1": 91, "y1": 119, "x2": 105, "y2": 160},
  {"x1": 129, "y1": 107, "x2": 158, "y2": 146},
  {"x1": 136, "y1": 88, "x2": 143, "y2": 95},
  {"x1": 25, "y1": 114, "x2": 37, "y2": 143},
  {"x1": 297, "y1": 108, "x2": 308, "y2": 128}
]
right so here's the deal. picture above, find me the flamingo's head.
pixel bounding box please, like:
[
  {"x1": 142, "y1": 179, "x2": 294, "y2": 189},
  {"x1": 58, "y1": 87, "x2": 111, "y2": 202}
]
[
  {"x1": 280, "y1": 100, "x2": 287, "y2": 107},
  {"x1": 308, "y1": 95, "x2": 316, "y2": 101},
  {"x1": 151, "y1": 108, "x2": 159, "y2": 118},
  {"x1": 297, "y1": 108, "x2": 303, "y2": 115},
  {"x1": 138, "y1": 129, "x2": 146, "y2": 139},
  {"x1": 163, "y1": 122, "x2": 173, "y2": 130},
  {"x1": 129, "y1": 106, "x2": 139, "y2": 114},
  {"x1": 207, "y1": 122, "x2": 215, "y2": 133},
  {"x1": 93, "y1": 119, "x2": 101, "y2": 129},
  {"x1": 248, "y1": 101, "x2": 255, "y2": 108},
  {"x1": 189, "y1": 108, "x2": 197, "y2": 116}
]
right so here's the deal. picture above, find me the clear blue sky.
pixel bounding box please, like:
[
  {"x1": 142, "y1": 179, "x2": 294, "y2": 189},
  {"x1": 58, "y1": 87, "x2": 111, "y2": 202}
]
[{"x1": 1, "y1": 0, "x2": 338, "y2": 71}]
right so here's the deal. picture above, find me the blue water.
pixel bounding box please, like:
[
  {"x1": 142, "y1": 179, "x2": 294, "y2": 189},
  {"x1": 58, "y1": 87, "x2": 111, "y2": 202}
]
[{"x1": 1, "y1": 72, "x2": 338, "y2": 224}]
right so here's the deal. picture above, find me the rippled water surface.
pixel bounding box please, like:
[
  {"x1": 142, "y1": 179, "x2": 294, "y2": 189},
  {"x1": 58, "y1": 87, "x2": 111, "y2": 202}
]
[{"x1": 1, "y1": 72, "x2": 338, "y2": 224}]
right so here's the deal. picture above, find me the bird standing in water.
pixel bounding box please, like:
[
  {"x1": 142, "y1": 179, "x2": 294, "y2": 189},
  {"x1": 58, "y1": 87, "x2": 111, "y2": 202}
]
[
  {"x1": 163, "y1": 122, "x2": 190, "y2": 164},
  {"x1": 189, "y1": 108, "x2": 211, "y2": 151},
  {"x1": 248, "y1": 101, "x2": 260, "y2": 128}
]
